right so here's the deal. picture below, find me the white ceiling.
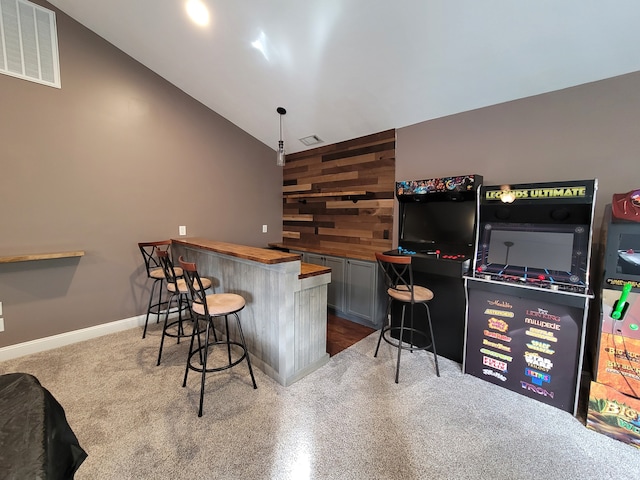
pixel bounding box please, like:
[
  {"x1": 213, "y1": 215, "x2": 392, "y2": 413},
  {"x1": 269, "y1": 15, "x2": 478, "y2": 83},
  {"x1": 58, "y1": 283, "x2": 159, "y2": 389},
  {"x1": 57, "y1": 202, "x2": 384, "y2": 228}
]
[{"x1": 46, "y1": 0, "x2": 640, "y2": 154}]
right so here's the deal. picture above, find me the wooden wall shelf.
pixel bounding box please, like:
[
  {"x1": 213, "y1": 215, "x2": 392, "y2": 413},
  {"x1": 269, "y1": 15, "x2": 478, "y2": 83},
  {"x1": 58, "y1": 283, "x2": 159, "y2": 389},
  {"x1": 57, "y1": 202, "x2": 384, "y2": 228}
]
[
  {"x1": 283, "y1": 190, "x2": 368, "y2": 199},
  {"x1": 283, "y1": 214, "x2": 314, "y2": 222},
  {"x1": 0, "y1": 251, "x2": 85, "y2": 264},
  {"x1": 284, "y1": 190, "x2": 372, "y2": 204}
]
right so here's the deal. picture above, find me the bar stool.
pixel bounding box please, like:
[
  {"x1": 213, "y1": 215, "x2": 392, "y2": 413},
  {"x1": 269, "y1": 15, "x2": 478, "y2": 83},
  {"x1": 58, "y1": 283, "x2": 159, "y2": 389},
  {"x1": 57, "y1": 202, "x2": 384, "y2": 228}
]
[
  {"x1": 155, "y1": 250, "x2": 212, "y2": 366},
  {"x1": 374, "y1": 252, "x2": 440, "y2": 383},
  {"x1": 178, "y1": 256, "x2": 257, "y2": 417},
  {"x1": 138, "y1": 241, "x2": 182, "y2": 338}
]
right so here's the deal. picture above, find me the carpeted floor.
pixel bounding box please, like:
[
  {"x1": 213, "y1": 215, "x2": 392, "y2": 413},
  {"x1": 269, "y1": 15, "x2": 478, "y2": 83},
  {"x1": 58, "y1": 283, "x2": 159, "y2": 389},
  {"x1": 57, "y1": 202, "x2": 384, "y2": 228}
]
[{"x1": 0, "y1": 322, "x2": 638, "y2": 479}]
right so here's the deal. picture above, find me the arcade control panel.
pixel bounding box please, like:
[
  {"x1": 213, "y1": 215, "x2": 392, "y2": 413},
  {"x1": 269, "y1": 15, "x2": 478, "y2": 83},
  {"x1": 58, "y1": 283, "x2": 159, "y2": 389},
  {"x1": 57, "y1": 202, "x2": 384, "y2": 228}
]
[
  {"x1": 391, "y1": 246, "x2": 472, "y2": 277},
  {"x1": 468, "y1": 267, "x2": 589, "y2": 294}
]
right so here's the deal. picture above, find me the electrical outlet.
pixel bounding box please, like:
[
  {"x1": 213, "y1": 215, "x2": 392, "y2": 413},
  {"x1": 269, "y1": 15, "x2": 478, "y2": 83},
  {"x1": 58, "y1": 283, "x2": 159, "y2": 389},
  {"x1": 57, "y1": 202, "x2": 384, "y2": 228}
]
[
  {"x1": 262, "y1": 224, "x2": 268, "y2": 233},
  {"x1": 0, "y1": 301, "x2": 2, "y2": 316},
  {"x1": 179, "y1": 225, "x2": 187, "y2": 236},
  {"x1": 0, "y1": 318, "x2": 4, "y2": 333}
]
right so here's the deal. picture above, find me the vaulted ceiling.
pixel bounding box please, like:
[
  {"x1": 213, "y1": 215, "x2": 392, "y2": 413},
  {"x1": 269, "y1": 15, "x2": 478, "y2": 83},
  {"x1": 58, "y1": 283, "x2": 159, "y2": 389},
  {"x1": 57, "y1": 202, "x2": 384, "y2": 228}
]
[{"x1": 46, "y1": 0, "x2": 640, "y2": 154}]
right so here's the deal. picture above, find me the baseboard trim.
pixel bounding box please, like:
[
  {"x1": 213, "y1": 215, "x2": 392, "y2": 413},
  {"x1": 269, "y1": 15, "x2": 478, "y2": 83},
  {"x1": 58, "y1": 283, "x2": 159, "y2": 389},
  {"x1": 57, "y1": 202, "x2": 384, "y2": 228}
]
[{"x1": 0, "y1": 315, "x2": 147, "y2": 362}]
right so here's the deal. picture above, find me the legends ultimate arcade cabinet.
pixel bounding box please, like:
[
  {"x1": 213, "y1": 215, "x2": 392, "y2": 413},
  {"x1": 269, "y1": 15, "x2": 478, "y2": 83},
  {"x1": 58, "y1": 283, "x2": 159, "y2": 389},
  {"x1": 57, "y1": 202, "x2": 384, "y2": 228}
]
[
  {"x1": 393, "y1": 174, "x2": 482, "y2": 363},
  {"x1": 587, "y1": 200, "x2": 640, "y2": 448},
  {"x1": 464, "y1": 179, "x2": 597, "y2": 415}
]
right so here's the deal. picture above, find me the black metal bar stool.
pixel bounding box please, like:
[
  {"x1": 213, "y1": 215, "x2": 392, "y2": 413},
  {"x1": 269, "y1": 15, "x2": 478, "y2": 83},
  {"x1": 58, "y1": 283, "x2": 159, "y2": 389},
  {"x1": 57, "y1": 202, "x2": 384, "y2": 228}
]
[
  {"x1": 155, "y1": 250, "x2": 212, "y2": 366},
  {"x1": 374, "y1": 252, "x2": 440, "y2": 383},
  {"x1": 138, "y1": 240, "x2": 183, "y2": 339},
  {"x1": 178, "y1": 256, "x2": 257, "y2": 417}
]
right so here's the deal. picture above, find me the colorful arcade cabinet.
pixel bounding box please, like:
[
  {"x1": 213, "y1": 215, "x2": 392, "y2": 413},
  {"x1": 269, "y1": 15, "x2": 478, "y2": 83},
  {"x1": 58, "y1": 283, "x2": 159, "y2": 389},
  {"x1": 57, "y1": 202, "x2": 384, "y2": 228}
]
[
  {"x1": 463, "y1": 179, "x2": 598, "y2": 415},
  {"x1": 393, "y1": 174, "x2": 482, "y2": 363},
  {"x1": 587, "y1": 198, "x2": 640, "y2": 449}
]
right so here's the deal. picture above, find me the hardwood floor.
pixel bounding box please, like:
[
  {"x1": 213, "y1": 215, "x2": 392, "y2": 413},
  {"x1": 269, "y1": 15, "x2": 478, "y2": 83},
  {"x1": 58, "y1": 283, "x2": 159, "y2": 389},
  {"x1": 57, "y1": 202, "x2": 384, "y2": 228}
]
[{"x1": 326, "y1": 313, "x2": 376, "y2": 357}]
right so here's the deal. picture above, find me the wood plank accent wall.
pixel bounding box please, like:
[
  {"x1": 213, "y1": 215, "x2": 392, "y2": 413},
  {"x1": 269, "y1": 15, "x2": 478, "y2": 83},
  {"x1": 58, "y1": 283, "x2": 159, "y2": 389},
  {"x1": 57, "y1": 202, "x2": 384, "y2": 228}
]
[{"x1": 281, "y1": 129, "x2": 395, "y2": 258}]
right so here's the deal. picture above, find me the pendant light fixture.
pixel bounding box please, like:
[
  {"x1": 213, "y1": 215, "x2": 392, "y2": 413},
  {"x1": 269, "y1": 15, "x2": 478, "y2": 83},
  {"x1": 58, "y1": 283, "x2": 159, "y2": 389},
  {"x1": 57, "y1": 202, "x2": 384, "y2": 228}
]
[{"x1": 276, "y1": 107, "x2": 287, "y2": 166}]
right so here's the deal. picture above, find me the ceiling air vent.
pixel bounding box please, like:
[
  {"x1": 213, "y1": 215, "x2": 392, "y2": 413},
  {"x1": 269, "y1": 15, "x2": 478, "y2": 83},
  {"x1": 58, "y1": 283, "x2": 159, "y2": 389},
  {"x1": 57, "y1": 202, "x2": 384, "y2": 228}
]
[
  {"x1": 0, "y1": 0, "x2": 60, "y2": 88},
  {"x1": 299, "y1": 135, "x2": 323, "y2": 146}
]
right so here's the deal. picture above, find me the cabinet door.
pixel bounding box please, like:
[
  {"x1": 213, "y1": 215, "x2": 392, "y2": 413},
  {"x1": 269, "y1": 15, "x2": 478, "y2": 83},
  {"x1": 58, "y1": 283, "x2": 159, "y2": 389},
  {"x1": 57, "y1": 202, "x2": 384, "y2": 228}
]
[
  {"x1": 324, "y1": 255, "x2": 345, "y2": 312},
  {"x1": 345, "y1": 259, "x2": 377, "y2": 322},
  {"x1": 305, "y1": 253, "x2": 324, "y2": 266}
]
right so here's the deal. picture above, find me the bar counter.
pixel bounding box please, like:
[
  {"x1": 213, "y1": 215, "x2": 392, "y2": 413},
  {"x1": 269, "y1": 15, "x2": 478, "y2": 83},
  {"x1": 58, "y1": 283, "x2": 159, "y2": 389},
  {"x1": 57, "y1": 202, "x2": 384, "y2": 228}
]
[{"x1": 171, "y1": 237, "x2": 331, "y2": 386}]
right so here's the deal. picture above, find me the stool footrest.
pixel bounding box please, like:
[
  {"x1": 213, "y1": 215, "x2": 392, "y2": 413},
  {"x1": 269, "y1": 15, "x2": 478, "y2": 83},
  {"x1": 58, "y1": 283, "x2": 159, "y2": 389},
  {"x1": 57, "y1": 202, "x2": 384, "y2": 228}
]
[
  {"x1": 380, "y1": 326, "x2": 435, "y2": 352},
  {"x1": 148, "y1": 300, "x2": 173, "y2": 315},
  {"x1": 162, "y1": 316, "x2": 194, "y2": 340},
  {"x1": 186, "y1": 341, "x2": 249, "y2": 374}
]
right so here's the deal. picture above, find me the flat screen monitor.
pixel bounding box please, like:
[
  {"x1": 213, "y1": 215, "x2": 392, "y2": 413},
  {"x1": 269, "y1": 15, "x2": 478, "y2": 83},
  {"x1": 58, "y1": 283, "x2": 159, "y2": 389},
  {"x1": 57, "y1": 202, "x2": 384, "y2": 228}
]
[
  {"x1": 603, "y1": 212, "x2": 640, "y2": 287},
  {"x1": 615, "y1": 234, "x2": 640, "y2": 275},
  {"x1": 399, "y1": 199, "x2": 476, "y2": 251},
  {"x1": 486, "y1": 229, "x2": 574, "y2": 271},
  {"x1": 476, "y1": 222, "x2": 589, "y2": 286}
]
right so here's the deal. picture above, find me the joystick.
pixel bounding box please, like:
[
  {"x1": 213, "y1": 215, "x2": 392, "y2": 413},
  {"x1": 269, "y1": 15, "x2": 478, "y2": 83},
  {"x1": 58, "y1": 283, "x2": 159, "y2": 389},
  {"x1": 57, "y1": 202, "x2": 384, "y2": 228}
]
[{"x1": 611, "y1": 282, "x2": 632, "y2": 320}]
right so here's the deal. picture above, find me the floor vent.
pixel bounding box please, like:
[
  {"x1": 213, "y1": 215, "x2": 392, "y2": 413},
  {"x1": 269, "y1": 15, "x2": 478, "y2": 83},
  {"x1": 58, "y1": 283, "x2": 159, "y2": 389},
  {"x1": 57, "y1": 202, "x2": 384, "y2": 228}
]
[{"x1": 0, "y1": 0, "x2": 60, "y2": 88}]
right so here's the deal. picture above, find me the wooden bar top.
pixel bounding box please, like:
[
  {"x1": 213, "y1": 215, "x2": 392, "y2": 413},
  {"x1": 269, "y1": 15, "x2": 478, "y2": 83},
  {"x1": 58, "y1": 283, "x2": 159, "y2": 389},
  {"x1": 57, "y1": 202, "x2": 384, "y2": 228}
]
[
  {"x1": 172, "y1": 238, "x2": 331, "y2": 278},
  {"x1": 172, "y1": 237, "x2": 301, "y2": 265},
  {"x1": 299, "y1": 262, "x2": 331, "y2": 279}
]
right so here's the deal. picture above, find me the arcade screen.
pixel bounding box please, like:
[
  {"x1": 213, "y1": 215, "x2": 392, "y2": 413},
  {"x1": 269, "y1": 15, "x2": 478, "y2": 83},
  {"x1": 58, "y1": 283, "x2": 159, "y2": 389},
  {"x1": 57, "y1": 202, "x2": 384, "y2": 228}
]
[
  {"x1": 486, "y1": 229, "x2": 573, "y2": 271},
  {"x1": 399, "y1": 199, "x2": 476, "y2": 249},
  {"x1": 616, "y1": 233, "x2": 640, "y2": 275},
  {"x1": 476, "y1": 222, "x2": 589, "y2": 285}
]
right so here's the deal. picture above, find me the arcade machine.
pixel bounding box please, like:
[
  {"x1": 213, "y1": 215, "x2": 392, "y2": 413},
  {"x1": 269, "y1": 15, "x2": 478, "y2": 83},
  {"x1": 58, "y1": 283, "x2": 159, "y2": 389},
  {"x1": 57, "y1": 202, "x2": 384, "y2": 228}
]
[
  {"x1": 393, "y1": 174, "x2": 482, "y2": 363},
  {"x1": 587, "y1": 193, "x2": 640, "y2": 449},
  {"x1": 463, "y1": 179, "x2": 597, "y2": 415}
]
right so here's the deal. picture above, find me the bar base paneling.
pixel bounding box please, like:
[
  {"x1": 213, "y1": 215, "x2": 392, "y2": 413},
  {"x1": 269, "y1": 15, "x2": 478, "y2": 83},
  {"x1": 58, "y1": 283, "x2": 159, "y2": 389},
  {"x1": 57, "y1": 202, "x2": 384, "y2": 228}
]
[{"x1": 172, "y1": 239, "x2": 330, "y2": 386}]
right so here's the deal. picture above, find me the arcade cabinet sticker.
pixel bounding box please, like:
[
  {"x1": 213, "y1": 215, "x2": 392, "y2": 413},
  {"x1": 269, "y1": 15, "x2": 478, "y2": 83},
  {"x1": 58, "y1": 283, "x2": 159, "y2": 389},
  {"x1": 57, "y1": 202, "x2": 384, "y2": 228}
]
[
  {"x1": 396, "y1": 175, "x2": 476, "y2": 196},
  {"x1": 465, "y1": 291, "x2": 582, "y2": 412},
  {"x1": 587, "y1": 381, "x2": 640, "y2": 449},
  {"x1": 596, "y1": 287, "x2": 640, "y2": 397},
  {"x1": 485, "y1": 185, "x2": 588, "y2": 201}
]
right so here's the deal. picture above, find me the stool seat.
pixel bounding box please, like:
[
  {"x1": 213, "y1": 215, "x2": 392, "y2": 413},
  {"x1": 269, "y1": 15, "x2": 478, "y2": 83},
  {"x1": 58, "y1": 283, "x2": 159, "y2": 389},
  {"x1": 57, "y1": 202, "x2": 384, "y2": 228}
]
[
  {"x1": 168, "y1": 276, "x2": 211, "y2": 294},
  {"x1": 388, "y1": 285, "x2": 434, "y2": 303},
  {"x1": 192, "y1": 293, "x2": 245, "y2": 316},
  {"x1": 150, "y1": 266, "x2": 183, "y2": 280}
]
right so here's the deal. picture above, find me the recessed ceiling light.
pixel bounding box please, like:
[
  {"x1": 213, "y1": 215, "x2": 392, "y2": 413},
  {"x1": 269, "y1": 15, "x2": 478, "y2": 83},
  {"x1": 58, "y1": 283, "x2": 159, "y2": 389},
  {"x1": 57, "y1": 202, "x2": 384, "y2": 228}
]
[
  {"x1": 299, "y1": 135, "x2": 323, "y2": 146},
  {"x1": 186, "y1": 0, "x2": 209, "y2": 27}
]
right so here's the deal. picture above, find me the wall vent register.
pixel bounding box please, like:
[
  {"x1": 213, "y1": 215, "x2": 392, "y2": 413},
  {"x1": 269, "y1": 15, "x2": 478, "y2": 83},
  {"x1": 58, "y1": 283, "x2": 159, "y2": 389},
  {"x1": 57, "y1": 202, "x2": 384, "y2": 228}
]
[{"x1": 0, "y1": 0, "x2": 60, "y2": 88}]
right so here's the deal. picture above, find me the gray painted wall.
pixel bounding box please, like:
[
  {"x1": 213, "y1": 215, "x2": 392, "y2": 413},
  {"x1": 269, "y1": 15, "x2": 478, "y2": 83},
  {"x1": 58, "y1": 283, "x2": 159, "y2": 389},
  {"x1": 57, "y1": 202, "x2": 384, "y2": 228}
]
[
  {"x1": 0, "y1": 2, "x2": 282, "y2": 348},
  {"x1": 396, "y1": 71, "x2": 640, "y2": 237}
]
